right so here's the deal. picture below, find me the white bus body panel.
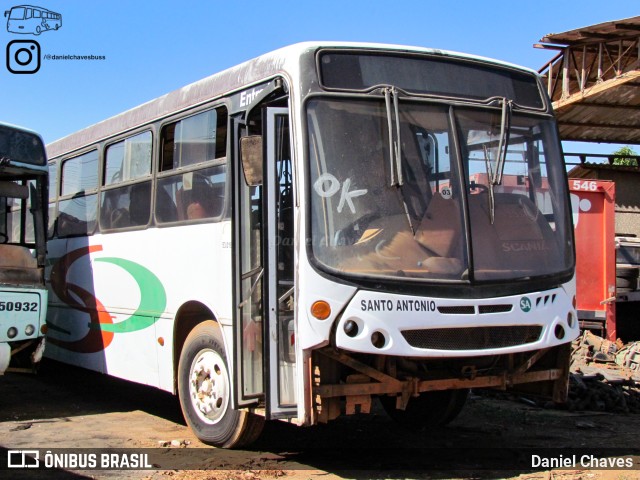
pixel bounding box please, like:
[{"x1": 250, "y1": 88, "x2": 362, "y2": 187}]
[{"x1": 45, "y1": 222, "x2": 232, "y2": 392}]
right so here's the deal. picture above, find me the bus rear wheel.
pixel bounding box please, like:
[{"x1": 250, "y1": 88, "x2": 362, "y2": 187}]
[
  {"x1": 380, "y1": 389, "x2": 469, "y2": 430},
  {"x1": 178, "y1": 321, "x2": 264, "y2": 448}
]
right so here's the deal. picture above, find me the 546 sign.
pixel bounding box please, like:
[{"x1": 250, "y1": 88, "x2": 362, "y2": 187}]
[{"x1": 571, "y1": 180, "x2": 599, "y2": 192}]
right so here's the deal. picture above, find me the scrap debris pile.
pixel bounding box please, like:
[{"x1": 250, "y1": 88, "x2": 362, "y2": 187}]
[{"x1": 568, "y1": 331, "x2": 640, "y2": 413}]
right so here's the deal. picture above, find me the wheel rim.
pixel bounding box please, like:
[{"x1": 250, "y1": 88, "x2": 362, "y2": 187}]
[{"x1": 188, "y1": 349, "x2": 229, "y2": 424}]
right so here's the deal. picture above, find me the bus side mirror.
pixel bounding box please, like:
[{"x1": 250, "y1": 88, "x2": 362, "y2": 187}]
[{"x1": 240, "y1": 135, "x2": 263, "y2": 186}]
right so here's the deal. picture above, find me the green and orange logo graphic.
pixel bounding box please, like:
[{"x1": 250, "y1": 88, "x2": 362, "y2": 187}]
[{"x1": 48, "y1": 245, "x2": 167, "y2": 353}]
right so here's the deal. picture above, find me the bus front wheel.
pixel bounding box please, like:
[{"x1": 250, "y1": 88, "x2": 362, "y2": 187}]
[
  {"x1": 380, "y1": 388, "x2": 469, "y2": 430},
  {"x1": 178, "y1": 321, "x2": 264, "y2": 448}
]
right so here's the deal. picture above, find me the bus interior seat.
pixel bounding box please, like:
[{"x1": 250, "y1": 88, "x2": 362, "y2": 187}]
[
  {"x1": 110, "y1": 208, "x2": 130, "y2": 228},
  {"x1": 155, "y1": 187, "x2": 178, "y2": 223},
  {"x1": 0, "y1": 244, "x2": 40, "y2": 284},
  {"x1": 176, "y1": 175, "x2": 215, "y2": 220},
  {"x1": 129, "y1": 182, "x2": 151, "y2": 226},
  {"x1": 414, "y1": 192, "x2": 463, "y2": 258}
]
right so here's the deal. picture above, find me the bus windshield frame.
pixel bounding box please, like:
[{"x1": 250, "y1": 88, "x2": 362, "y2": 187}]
[
  {"x1": 317, "y1": 50, "x2": 546, "y2": 109},
  {"x1": 0, "y1": 125, "x2": 48, "y2": 265},
  {"x1": 305, "y1": 91, "x2": 573, "y2": 289}
]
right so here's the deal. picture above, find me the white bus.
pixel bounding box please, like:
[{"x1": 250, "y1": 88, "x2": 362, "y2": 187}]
[
  {"x1": 4, "y1": 5, "x2": 62, "y2": 35},
  {"x1": 45, "y1": 42, "x2": 578, "y2": 447},
  {"x1": 0, "y1": 122, "x2": 48, "y2": 375}
]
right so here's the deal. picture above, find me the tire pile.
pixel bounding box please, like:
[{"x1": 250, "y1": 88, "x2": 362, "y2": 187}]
[
  {"x1": 568, "y1": 331, "x2": 640, "y2": 413},
  {"x1": 567, "y1": 371, "x2": 640, "y2": 413}
]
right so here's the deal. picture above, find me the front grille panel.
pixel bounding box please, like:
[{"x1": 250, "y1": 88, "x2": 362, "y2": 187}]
[
  {"x1": 478, "y1": 304, "x2": 513, "y2": 314},
  {"x1": 401, "y1": 325, "x2": 543, "y2": 350},
  {"x1": 437, "y1": 305, "x2": 475, "y2": 315}
]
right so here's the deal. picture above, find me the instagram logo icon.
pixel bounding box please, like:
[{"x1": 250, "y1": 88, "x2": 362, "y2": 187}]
[{"x1": 6, "y1": 40, "x2": 41, "y2": 74}]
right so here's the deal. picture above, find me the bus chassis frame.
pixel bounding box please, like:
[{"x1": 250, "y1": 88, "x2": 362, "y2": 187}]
[{"x1": 311, "y1": 344, "x2": 571, "y2": 423}]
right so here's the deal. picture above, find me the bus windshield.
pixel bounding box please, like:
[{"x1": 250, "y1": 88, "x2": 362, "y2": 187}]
[
  {"x1": 0, "y1": 123, "x2": 48, "y2": 375},
  {"x1": 307, "y1": 97, "x2": 573, "y2": 283}
]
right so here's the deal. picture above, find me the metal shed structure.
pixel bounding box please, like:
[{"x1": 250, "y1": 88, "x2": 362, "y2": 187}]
[{"x1": 536, "y1": 16, "x2": 640, "y2": 144}]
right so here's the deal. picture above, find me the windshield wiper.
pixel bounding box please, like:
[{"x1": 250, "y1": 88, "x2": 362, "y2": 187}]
[
  {"x1": 384, "y1": 87, "x2": 402, "y2": 186},
  {"x1": 384, "y1": 87, "x2": 415, "y2": 234},
  {"x1": 483, "y1": 97, "x2": 512, "y2": 224}
]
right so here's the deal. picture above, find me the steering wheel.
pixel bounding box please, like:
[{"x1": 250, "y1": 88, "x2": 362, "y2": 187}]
[
  {"x1": 110, "y1": 208, "x2": 129, "y2": 227},
  {"x1": 333, "y1": 213, "x2": 379, "y2": 246},
  {"x1": 469, "y1": 183, "x2": 489, "y2": 193}
]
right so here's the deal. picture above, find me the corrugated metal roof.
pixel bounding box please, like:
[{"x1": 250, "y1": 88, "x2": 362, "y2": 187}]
[
  {"x1": 541, "y1": 16, "x2": 640, "y2": 45},
  {"x1": 537, "y1": 16, "x2": 640, "y2": 144}
]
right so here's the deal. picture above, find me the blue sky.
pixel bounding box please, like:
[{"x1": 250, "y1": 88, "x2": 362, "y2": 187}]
[{"x1": 1, "y1": 0, "x2": 638, "y2": 155}]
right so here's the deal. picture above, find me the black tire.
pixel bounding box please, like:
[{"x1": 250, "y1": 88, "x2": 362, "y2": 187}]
[
  {"x1": 380, "y1": 389, "x2": 469, "y2": 430},
  {"x1": 178, "y1": 321, "x2": 264, "y2": 448}
]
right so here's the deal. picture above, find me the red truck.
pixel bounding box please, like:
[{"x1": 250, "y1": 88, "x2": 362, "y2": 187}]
[{"x1": 569, "y1": 179, "x2": 618, "y2": 340}]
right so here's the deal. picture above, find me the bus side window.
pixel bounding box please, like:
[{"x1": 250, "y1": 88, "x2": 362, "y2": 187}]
[
  {"x1": 58, "y1": 150, "x2": 98, "y2": 237},
  {"x1": 100, "y1": 183, "x2": 151, "y2": 230},
  {"x1": 157, "y1": 106, "x2": 228, "y2": 224},
  {"x1": 160, "y1": 107, "x2": 227, "y2": 172},
  {"x1": 157, "y1": 165, "x2": 226, "y2": 223},
  {"x1": 100, "y1": 131, "x2": 152, "y2": 231}
]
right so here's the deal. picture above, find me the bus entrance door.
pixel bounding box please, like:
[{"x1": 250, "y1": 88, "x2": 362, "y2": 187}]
[
  {"x1": 264, "y1": 108, "x2": 296, "y2": 418},
  {"x1": 233, "y1": 107, "x2": 296, "y2": 419}
]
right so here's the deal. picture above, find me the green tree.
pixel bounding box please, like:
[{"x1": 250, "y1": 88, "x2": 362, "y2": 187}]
[{"x1": 612, "y1": 146, "x2": 638, "y2": 166}]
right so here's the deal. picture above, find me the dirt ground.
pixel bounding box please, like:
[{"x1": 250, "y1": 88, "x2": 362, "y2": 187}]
[{"x1": 1, "y1": 359, "x2": 639, "y2": 480}]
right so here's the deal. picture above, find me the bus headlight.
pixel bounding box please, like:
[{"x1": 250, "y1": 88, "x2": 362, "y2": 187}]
[
  {"x1": 25, "y1": 324, "x2": 35, "y2": 336},
  {"x1": 371, "y1": 331, "x2": 387, "y2": 349},
  {"x1": 343, "y1": 320, "x2": 359, "y2": 337},
  {"x1": 7, "y1": 327, "x2": 18, "y2": 339}
]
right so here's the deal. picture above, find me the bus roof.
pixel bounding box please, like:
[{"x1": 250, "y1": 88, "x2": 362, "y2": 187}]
[
  {"x1": 0, "y1": 120, "x2": 45, "y2": 139},
  {"x1": 46, "y1": 42, "x2": 538, "y2": 160},
  {"x1": 0, "y1": 121, "x2": 48, "y2": 170}
]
